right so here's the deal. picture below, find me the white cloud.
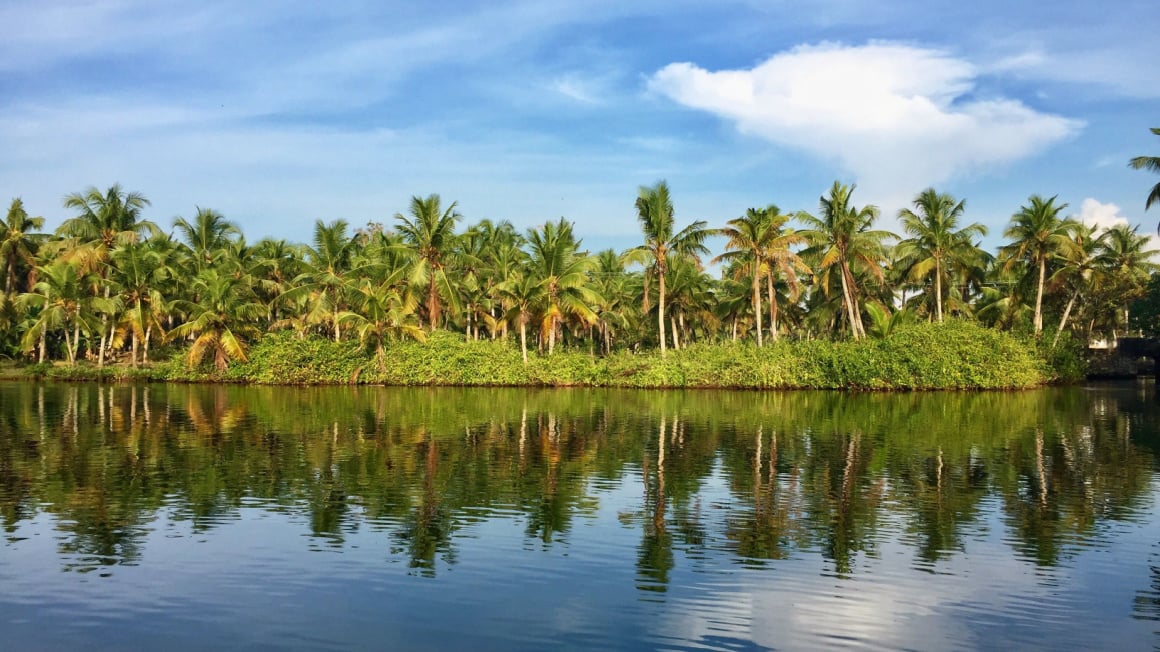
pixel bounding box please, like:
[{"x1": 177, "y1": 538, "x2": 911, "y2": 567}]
[
  {"x1": 1078, "y1": 198, "x2": 1160, "y2": 256},
  {"x1": 648, "y1": 42, "x2": 1082, "y2": 214}
]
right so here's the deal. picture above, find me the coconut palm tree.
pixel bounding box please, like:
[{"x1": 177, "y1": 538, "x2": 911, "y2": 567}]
[
  {"x1": 627, "y1": 181, "x2": 709, "y2": 356},
  {"x1": 173, "y1": 207, "x2": 241, "y2": 271},
  {"x1": 495, "y1": 273, "x2": 539, "y2": 363},
  {"x1": 759, "y1": 208, "x2": 810, "y2": 341},
  {"x1": 524, "y1": 218, "x2": 600, "y2": 354},
  {"x1": 798, "y1": 182, "x2": 891, "y2": 340},
  {"x1": 999, "y1": 195, "x2": 1080, "y2": 335},
  {"x1": 395, "y1": 194, "x2": 461, "y2": 330},
  {"x1": 715, "y1": 207, "x2": 772, "y2": 345},
  {"x1": 1049, "y1": 224, "x2": 1102, "y2": 347},
  {"x1": 58, "y1": 184, "x2": 158, "y2": 272},
  {"x1": 280, "y1": 219, "x2": 357, "y2": 341},
  {"x1": 168, "y1": 268, "x2": 265, "y2": 371},
  {"x1": 17, "y1": 260, "x2": 113, "y2": 365},
  {"x1": 1093, "y1": 223, "x2": 1158, "y2": 336},
  {"x1": 109, "y1": 242, "x2": 171, "y2": 366},
  {"x1": 895, "y1": 188, "x2": 988, "y2": 323},
  {"x1": 338, "y1": 269, "x2": 425, "y2": 371},
  {"x1": 1, "y1": 198, "x2": 45, "y2": 297},
  {"x1": 1129, "y1": 127, "x2": 1160, "y2": 213}
]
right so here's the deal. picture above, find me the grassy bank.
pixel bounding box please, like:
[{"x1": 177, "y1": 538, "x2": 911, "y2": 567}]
[{"x1": 14, "y1": 320, "x2": 1085, "y2": 390}]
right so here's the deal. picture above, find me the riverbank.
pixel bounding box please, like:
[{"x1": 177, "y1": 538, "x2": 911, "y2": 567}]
[{"x1": 9, "y1": 321, "x2": 1085, "y2": 390}]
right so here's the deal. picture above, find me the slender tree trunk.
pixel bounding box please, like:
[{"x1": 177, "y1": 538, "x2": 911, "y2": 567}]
[
  {"x1": 658, "y1": 269, "x2": 667, "y2": 356},
  {"x1": 427, "y1": 272, "x2": 439, "y2": 331},
  {"x1": 731, "y1": 317, "x2": 738, "y2": 342},
  {"x1": 520, "y1": 319, "x2": 528, "y2": 364},
  {"x1": 4, "y1": 258, "x2": 14, "y2": 296},
  {"x1": 935, "y1": 258, "x2": 943, "y2": 323},
  {"x1": 679, "y1": 313, "x2": 687, "y2": 346},
  {"x1": 752, "y1": 264, "x2": 763, "y2": 347},
  {"x1": 767, "y1": 269, "x2": 778, "y2": 342},
  {"x1": 670, "y1": 314, "x2": 680, "y2": 350},
  {"x1": 38, "y1": 329, "x2": 45, "y2": 364},
  {"x1": 1034, "y1": 257, "x2": 1046, "y2": 334},
  {"x1": 131, "y1": 330, "x2": 139, "y2": 368},
  {"x1": 1053, "y1": 287, "x2": 1081, "y2": 348},
  {"x1": 838, "y1": 262, "x2": 860, "y2": 340},
  {"x1": 548, "y1": 317, "x2": 556, "y2": 355},
  {"x1": 144, "y1": 328, "x2": 151, "y2": 363}
]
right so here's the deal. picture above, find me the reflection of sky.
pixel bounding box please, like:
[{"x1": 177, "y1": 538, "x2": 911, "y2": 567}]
[{"x1": 3, "y1": 463, "x2": 1160, "y2": 648}]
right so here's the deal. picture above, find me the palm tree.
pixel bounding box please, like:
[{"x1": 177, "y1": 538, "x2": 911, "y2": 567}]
[
  {"x1": 715, "y1": 207, "x2": 772, "y2": 345},
  {"x1": 1129, "y1": 127, "x2": 1160, "y2": 213},
  {"x1": 58, "y1": 184, "x2": 158, "y2": 272},
  {"x1": 395, "y1": 194, "x2": 461, "y2": 330},
  {"x1": 1049, "y1": 224, "x2": 1101, "y2": 347},
  {"x1": 280, "y1": 220, "x2": 357, "y2": 341},
  {"x1": 798, "y1": 182, "x2": 891, "y2": 339},
  {"x1": 495, "y1": 273, "x2": 539, "y2": 363},
  {"x1": 759, "y1": 208, "x2": 810, "y2": 341},
  {"x1": 999, "y1": 195, "x2": 1079, "y2": 335},
  {"x1": 338, "y1": 270, "x2": 425, "y2": 371},
  {"x1": 109, "y1": 242, "x2": 171, "y2": 366},
  {"x1": 173, "y1": 207, "x2": 241, "y2": 270},
  {"x1": 169, "y1": 269, "x2": 265, "y2": 371},
  {"x1": 17, "y1": 260, "x2": 113, "y2": 365},
  {"x1": 628, "y1": 181, "x2": 709, "y2": 355},
  {"x1": 1, "y1": 198, "x2": 45, "y2": 297},
  {"x1": 895, "y1": 188, "x2": 987, "y2": 322},
  {"x1": 1093, "y1": 223, "x2": 1158, "y2": 336},
  {"x1": 524, "y1": 218, "x2": 600, "y2": 354}
]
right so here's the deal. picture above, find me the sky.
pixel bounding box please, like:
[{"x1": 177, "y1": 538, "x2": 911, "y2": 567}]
[{"x1": 2, "y1": 0, "x2": 1158, "y2": 255}]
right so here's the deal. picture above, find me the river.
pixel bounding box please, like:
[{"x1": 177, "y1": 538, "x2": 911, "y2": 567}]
[{"x1": 1, "y1": 381, "x2": 1158, "y2": 650}]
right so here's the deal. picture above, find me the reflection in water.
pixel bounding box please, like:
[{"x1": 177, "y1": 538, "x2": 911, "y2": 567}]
[{"x1": 1, "y1": 382, "x2": 1159, "y2": 649}]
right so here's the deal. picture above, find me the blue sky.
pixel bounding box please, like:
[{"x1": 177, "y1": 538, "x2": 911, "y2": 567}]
[{"x1": 2, "y1": 0, "x2": 1157, "y2": 254}]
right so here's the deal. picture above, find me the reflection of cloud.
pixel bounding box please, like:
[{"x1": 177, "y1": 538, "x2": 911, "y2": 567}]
[{"x1": 649, "y1": 42, "x2": 1081, "y2": 215}]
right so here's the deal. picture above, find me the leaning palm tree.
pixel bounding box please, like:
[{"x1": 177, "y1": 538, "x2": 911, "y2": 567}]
[
  {"x1": 1049, "y1": 224, "x2": 1102, "y2": 347},
  {"x1": 999, "y1": 195, "x2": 1079, "y2": 335},
  {"x1": 395, "y1": 194, "x2": 461, "y2": 331},
  {"x1": 1129, "y1": 127, "x2": 1160, "y2": 213},
  {"x1": 798, "y1": 182, "x2": 891, "y2": 339},
  {"x1": 895, "y1": 188, "x2": 988, "y2": 323},
  {"x1": 627, "y1": 181, "x2": 709, "y2": 356},
  {"x1": 1, "y1": 198, "x2": 45, "y2": 297}
]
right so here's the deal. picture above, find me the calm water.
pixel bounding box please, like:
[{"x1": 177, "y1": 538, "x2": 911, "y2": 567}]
[{"x1": 2, "y1": 381, "x2": 1160, "y2": 650}]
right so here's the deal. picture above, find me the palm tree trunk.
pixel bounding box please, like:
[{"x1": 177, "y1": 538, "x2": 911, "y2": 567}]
[
  {"x1": 1034, "y1": 257, "x2": 1045, "y2": 334},
  {"x1": 935, "y1": 259, "x2": 943, "y2": 323},
  {"x1": 658, "y1": 270, "x2": 667, "y2": 356},
  {"x1": 766, "y1": 270, "x2": 778, "y2": 342},
  {"x1": 131, "y1": 330, "x2": 139, "y2": 368},
  {"x1": 548, "y1": 317, "x2": 556, "y2": 355},
  {"x1": 144, "y1": 328, "x2": 151, "y2": 363},
  {"x1": 38, "y1": 329, "x2": 46, "y2": 364},
  {"x1": 427, "y1": 274, "x2": 439, "y2": 331},
  {"x1": 1052, "y1": 287, "x2": 1080, "y2": 348},
  {"x1": 520, "y1": 319, "x2": 528, "y2": 364},
  {"x1": 752, "y1": 265, "x2": 763, "y2": 347},
  {"x1": 670, "y1": 314, "x2": 680, "y2": 350},
  {"x1": 838, "y1": 262, "x2": 860, "y2": 340}
]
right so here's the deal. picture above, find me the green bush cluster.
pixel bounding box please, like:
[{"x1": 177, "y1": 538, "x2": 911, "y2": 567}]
[{"x1": 19, "y1": 320, "x2": 1074, "y2": 390}]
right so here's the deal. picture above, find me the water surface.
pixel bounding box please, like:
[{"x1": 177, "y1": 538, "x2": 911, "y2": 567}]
[{"x1": 2, "y1": 381, "x2": 1159, "y2": 650}]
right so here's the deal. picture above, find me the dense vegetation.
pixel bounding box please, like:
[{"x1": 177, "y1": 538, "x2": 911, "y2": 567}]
[{"x1": 1, "y1": 128, "x2": 1157, "y2": 388}]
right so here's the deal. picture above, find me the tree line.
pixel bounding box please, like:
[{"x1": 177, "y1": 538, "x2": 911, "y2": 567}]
[{"x1": 0, "y1": 174, "x2": 1156, "y2": 370}]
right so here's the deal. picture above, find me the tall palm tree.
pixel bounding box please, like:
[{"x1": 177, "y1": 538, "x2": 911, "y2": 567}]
[
  {"x1": 759, "y1": 208, "x2": 810, "y2": 341},
  {"x1": 281, "y1": 219, "x2": 356, "y2": 341},
  {"x1": 715, "y1": 207, "x2": 772, "y2": 346},
  {"x1": 1129, "y1": 127, "x2": 1160, "y2": 213},
  {"x1": 109, "y1": 242, "x2": 171, "y2": 366},
  {"x1": 17, "y1": 260, "x2": 113, "y2": 365},
  {"x1": 524, "y1": 218, "x2": 600, "y2": 354},
  {"x1": 495, "y1": 273, "x2": 539, "y2": 363},
  {"x1": 1049, "y1": 224, "x2": 1102, "y2": 347},
  {"x1": 628, "y1": 181, "x2": 709, "y2": 356},
  {"x1": 58, "y1": 184, "x2": 158, "y2": 272},
  {"x1": 395, "y1": 194, "x2": 461, "y2": 330},
  {"x1": 1, "y1": 198, "x2": 45, "y2": 297},
  {"x1": 798, "y1": 182, "x2": 891, "y2": 339},
  {"x1": 895, "y1": 188, "x2": 988, "y2": 323},
  {"x1": 173, "y1": 207, "x2": 241, "y2": 271},
  {"x1": 1093, "y1": 223, "x2": 1158, "y2": 336},
  {"x1": 999, "y1": 195, "x2": 1079, "y2": 335}
]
